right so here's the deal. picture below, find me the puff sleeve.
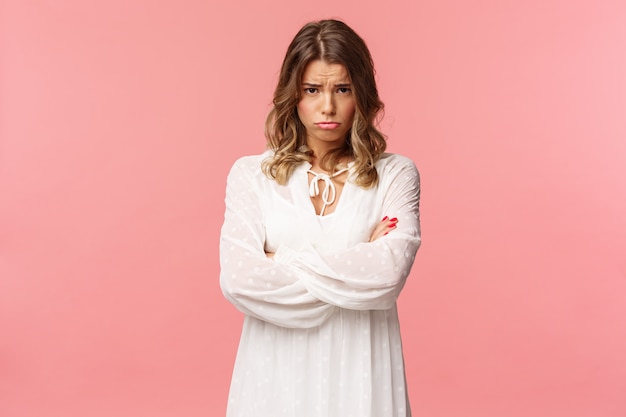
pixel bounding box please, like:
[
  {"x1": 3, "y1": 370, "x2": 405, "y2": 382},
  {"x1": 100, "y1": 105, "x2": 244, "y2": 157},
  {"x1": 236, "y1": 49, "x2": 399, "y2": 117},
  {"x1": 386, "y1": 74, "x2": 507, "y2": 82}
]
[{"x1": 219, "y1": 158, "x2": 337, "y2": 329}]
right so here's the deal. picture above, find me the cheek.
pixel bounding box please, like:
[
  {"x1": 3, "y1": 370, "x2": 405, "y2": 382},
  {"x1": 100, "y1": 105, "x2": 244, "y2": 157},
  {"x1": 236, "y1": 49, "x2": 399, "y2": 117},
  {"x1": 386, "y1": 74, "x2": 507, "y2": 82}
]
[
  {"x1": 296, "y1": 100, "x2": 312, "y2": 121},
  {"x1": 345, "y1": 101, "x2": 356, "y2": 121}
]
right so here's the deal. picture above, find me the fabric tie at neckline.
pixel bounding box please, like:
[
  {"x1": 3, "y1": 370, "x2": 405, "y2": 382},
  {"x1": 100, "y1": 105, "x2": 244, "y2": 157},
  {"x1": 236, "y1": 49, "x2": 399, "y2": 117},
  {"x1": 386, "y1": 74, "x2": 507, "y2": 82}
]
[{"x1": 307, "y1": 167, "x2": 349, "y2": 216}]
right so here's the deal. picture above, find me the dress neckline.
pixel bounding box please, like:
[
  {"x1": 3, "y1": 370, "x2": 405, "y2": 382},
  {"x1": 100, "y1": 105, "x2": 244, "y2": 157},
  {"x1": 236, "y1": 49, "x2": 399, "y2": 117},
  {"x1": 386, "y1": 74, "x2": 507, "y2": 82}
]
[{"x1": 307, "y1": 167, "x2": 350, "y2": 216}]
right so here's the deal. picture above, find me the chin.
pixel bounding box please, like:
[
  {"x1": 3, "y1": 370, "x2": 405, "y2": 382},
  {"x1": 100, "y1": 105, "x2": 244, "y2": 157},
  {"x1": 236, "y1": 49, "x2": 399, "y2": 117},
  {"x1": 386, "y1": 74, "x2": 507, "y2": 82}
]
[{"x1": 321, "y1": 137, "x2": 346, "y2": 145}]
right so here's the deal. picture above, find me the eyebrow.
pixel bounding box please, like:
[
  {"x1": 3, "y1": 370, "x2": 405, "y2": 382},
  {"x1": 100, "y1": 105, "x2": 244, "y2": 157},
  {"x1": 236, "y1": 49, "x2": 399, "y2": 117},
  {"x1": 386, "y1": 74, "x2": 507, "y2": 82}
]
[{"x1": 302, "y1": 82, "x2": 352, "y2": 87}]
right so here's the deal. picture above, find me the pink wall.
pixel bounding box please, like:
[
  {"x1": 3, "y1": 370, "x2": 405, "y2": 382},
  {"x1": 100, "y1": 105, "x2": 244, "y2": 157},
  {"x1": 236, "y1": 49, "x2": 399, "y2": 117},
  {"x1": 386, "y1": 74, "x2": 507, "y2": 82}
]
[{"x1": 1, "y1": 1, "x2": 625, "y2": 416}]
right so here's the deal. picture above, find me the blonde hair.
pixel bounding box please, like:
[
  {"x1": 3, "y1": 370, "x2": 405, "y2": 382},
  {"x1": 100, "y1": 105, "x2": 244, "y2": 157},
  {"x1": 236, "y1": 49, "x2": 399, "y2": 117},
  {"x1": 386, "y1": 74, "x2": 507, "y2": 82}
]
[{"x1": 262, "y1": 19, "x2": 386, "y2": 188}]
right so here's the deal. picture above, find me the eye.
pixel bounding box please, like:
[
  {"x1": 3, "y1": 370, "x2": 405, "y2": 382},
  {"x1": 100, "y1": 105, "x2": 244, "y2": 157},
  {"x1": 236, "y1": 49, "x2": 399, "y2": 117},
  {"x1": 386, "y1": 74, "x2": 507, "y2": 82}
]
[
  {"x1": 304, "y1": 87, "x2": 318, "y2": 94},
  {"x1": 337, "y1": 87, "x2": 351, "y2": 94}
]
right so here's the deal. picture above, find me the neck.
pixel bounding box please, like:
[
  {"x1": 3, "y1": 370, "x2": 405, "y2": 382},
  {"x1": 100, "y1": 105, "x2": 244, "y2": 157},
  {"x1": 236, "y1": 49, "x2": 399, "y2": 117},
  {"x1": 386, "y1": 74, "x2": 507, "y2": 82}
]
[{"x1": 306, "y1": 139, "x2": 344, "y2": 162}]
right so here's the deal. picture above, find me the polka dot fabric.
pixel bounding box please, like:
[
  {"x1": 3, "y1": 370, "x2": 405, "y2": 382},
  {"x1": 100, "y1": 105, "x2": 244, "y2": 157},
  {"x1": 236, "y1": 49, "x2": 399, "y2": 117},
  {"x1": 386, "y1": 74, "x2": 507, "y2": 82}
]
[{"x1": 220, "y1": 152, "x2": 421, "y2": 417}]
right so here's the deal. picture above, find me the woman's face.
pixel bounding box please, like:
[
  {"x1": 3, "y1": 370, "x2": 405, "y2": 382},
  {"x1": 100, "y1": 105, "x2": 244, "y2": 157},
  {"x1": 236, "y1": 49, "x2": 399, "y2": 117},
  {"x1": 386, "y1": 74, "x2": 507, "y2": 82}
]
[{"x1": 296, "y1": 60, "x2": 356, "y2": 151}]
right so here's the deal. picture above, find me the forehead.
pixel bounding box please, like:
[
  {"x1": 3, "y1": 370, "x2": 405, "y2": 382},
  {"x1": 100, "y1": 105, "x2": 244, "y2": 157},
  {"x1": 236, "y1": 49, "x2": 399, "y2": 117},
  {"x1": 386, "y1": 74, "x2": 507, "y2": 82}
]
[{"x1": 301, "y1": 60, "x2": 349, "y2": 82}]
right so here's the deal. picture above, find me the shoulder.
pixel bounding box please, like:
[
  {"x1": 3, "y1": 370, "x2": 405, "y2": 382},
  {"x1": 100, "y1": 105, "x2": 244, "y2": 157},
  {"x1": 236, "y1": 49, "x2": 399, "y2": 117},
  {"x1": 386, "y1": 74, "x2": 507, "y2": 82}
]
[
  {"x1": 228, "y1": 150, "x2": 273, "y2": 180},
  {"x1": 375, "y1": 153, "x2": 421, "y2": 200},
  {"x1": 230, "y1": 150, "x2": 272, "y2": 172},
  {"x1": 376, "y1": 153, "x2": 419, "y2": 179}
]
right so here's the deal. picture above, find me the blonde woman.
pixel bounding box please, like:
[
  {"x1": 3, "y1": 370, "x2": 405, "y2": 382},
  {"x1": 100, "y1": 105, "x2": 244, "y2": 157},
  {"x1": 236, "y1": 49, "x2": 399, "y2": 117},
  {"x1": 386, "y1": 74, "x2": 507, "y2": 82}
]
[{"x1": 220, "y1": 19, "x2": 421, "y2": 417}]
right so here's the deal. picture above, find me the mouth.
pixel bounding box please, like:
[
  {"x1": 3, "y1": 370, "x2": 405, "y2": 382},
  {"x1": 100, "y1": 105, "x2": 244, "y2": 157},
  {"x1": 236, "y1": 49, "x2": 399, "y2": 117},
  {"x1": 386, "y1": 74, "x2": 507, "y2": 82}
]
[{"x1": 316, "y1": 122, "x2": 341, "y2": 130}]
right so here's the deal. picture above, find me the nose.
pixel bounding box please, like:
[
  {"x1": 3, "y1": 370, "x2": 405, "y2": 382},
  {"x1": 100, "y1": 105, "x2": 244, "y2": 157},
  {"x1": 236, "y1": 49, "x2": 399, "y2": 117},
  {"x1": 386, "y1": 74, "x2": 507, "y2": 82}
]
[{"x1": 321, "y1": 93, "x2": 336, "y2": 115}]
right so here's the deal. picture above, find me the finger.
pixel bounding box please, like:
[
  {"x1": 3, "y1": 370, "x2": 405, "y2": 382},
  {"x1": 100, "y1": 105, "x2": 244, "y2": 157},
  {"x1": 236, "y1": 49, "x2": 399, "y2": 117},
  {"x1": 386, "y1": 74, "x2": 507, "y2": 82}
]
[
  {"x1": 371, "y1": 220, "x2": 390, "y2": 240},
  {"x1": 369, "y1": 217, "x2": 398, "y2": 242},
  {"x1": 383, "y1": 222, "x2": 397, "y2": 236}
]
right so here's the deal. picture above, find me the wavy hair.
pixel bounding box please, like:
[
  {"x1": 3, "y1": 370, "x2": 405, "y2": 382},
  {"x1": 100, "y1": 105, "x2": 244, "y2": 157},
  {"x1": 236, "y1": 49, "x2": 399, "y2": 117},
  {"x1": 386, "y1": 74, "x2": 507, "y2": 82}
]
[{"x1": 262, "y1": 19, "x2": 386, "y2": 188}]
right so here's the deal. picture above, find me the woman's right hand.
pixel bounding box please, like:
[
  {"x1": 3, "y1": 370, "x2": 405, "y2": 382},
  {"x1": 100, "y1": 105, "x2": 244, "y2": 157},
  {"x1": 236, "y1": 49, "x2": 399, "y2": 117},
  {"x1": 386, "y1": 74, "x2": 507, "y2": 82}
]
[{"x1": 369, "y1": 216, "x2": 398, "y2": 242}]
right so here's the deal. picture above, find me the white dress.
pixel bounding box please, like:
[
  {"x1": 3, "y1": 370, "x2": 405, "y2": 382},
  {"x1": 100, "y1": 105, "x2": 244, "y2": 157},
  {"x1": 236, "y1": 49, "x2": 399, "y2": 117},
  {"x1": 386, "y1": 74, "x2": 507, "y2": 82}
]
[{"x1": 220, "y1": 151, "x2": 421, "y2": 417}]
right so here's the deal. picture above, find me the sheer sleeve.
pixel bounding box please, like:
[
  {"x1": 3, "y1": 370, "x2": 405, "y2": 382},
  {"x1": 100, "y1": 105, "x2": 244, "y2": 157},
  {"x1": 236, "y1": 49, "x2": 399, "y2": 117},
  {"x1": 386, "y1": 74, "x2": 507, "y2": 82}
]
[
  {"x1": 273, "y1": 157, "x2": 421, "y2": 310},
  {"x1": 219, "y1": 158, "x2": 336, "y2": 329}
]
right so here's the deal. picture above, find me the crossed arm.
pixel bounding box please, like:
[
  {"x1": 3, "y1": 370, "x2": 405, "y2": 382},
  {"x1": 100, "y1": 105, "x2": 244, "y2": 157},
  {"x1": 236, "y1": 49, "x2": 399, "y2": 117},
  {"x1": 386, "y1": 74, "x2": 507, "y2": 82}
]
[{"x1": 219, "y1": 157, "x2": 421, "y2": 329}]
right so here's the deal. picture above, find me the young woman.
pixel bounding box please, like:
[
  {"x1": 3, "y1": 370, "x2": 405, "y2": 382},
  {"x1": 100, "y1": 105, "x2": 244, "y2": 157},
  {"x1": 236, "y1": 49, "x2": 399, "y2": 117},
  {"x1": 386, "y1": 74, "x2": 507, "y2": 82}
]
[{"x1": 220, "y1": 19, "x2": 421, "y2": 417}]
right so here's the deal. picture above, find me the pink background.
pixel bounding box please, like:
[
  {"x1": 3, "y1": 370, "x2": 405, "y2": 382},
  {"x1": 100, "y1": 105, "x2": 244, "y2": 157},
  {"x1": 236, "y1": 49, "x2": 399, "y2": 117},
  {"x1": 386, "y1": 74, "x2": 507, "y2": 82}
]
[{"x1": 2, "y1": 1, "x2": 625, "y2": 416}]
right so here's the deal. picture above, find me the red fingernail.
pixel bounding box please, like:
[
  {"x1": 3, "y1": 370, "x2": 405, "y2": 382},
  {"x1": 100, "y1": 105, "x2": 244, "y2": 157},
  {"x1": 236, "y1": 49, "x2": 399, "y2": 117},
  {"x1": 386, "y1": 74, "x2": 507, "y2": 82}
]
[
  {"x1": 388, "y1": 224, "x2": 396, "y2": 228},
  {"x1": 384, "y1": 232, "x2": 389, "y2": 235},
  {"x1": 382, "y1": 216, "x2": 388, "y2": 221},
  {"x1": 390, "y1": 217, "x2": 398, "y2": 222}
]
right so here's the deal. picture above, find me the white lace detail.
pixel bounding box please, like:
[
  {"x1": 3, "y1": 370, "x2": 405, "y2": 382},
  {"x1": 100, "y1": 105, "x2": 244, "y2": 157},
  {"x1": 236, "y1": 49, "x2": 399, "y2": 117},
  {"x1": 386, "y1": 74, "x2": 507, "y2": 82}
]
[{"x1": 307, "y1": 167, "x2": 349, "y2": 216}]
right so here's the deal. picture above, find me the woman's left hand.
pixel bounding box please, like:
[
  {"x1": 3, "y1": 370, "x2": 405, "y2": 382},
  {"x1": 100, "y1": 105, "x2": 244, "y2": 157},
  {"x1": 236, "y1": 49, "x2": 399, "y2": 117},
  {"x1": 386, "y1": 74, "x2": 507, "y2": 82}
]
[{"x1": 369, "y1": 216, "x2": 398, "y2": 242}]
